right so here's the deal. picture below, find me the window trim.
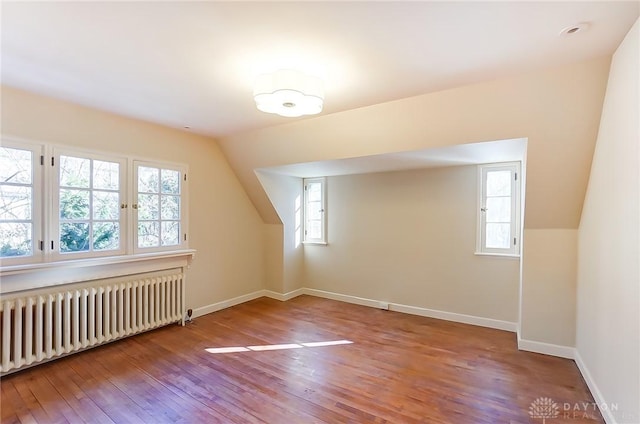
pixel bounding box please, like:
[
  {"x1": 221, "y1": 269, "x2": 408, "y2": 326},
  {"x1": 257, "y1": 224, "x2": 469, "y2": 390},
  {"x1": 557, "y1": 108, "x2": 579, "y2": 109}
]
[
  {"x1": 476, "y1": 162, "x2": 521, "y2": 257},
  {"x1": 303, "y1": 177, "x2": 327, "y2": 245}
]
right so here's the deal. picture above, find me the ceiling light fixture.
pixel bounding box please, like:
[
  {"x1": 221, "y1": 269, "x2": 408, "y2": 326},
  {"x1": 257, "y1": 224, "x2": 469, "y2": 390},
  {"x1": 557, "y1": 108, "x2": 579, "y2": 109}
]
[{"x1": 253, "y1": 69, "x2": 324, "y2": 117}]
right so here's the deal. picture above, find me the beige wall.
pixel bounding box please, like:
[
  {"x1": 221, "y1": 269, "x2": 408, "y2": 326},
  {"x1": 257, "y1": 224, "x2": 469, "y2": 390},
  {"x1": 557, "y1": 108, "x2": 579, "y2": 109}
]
[
  {"x1": 219, "y1": 57, "x2": 609, "y2": 232},
  {"x1": 576, "y1": 18, "x2": 639, "y2": 423},
  {"x1": 304, "y1": 166, "x2": 520, "y2": 323},
  {"x1": 256, "y1": 171, "x2": 304, "y2": 294},
  {"x1": 1, "y1": 86, "x2": 265, "y2": 311},
  {"x1": 520, "y1": 229, "x2": 577, "y2": 346}
]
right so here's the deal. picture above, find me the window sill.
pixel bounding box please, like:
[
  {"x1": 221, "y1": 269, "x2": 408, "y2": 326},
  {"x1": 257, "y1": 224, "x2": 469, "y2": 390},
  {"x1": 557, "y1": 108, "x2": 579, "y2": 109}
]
[
  {"x1": 474, "y1": 252, "x2": 520, "y2": 259},
  {"x1": 303, "y1": 241, "x2": 328, "y2": 246},
  {"x1": 1, "y1": 249, "x2": 196, "y2": 294}
]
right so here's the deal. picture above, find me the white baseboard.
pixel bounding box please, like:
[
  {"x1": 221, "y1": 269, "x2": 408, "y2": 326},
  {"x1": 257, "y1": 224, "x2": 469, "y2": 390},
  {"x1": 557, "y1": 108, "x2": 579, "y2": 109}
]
[
  {"x1": 303, "y1": 288, "x2": 517, "y2": 332},
  {"x1": 303, "y1": 288, "x2": 381, "y2": 309},
  {"x1": 516, "y1": 333, "x2": 575, "y2": 359},
  {"x1": 192, "y1": 290, "x2": 266, "y2": 318},
  {"x1": 263, "y1": 288, "x2": 305, "y2": 301},
  {"x1": 391, "y1": 302, "x2": 517, "y2": 332},
  {"x1": 574, "y1": 350, "x2": 617, "y2": 424}
]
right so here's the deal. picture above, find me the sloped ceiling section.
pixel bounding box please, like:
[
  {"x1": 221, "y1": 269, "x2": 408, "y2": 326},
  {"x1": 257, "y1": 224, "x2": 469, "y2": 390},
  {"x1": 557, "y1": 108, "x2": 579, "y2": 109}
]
[{"x1": 218, "y1": 58, "x2": 610, "y2": 228}]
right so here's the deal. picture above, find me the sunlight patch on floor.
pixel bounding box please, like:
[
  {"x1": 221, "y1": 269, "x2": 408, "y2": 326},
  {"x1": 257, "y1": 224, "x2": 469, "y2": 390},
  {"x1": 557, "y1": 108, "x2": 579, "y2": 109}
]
[{"x1": 205, "y1": 340, "x2": 353, "y2": 354}]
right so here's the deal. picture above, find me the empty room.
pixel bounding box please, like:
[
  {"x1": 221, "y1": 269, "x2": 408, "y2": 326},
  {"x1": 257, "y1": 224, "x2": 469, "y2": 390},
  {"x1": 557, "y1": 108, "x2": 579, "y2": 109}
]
[{"x1": 1, "y1": 2, "x2": 638, "y2": 423}]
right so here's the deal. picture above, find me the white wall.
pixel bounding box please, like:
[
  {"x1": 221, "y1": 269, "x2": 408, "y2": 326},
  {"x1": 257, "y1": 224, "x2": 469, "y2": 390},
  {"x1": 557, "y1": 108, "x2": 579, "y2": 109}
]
[
  {"x1": 576, "y1": 18, "x2": 639, "y2": 424},
  {"x1": 1, "y1": 86, "x2": 266, "y2": 312},
  {"x1": 304, "y1": 166, "x2": 520, "y2": 324}
]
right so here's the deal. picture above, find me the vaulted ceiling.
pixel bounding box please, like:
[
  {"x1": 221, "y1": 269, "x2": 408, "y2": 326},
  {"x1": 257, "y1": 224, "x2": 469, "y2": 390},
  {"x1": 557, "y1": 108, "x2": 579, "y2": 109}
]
[{"x1": 2, "y1": 2, "x2": 638, "y2": 137}]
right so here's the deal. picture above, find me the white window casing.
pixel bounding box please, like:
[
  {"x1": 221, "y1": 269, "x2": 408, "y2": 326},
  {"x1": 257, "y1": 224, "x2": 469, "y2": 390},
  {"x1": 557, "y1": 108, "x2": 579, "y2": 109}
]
[
  {"x1": 303, "y1": 177, "x2": 327, "y2": 244},
  {"x1": 476, "y1": 162, "x2": 521, "y2": 257}
]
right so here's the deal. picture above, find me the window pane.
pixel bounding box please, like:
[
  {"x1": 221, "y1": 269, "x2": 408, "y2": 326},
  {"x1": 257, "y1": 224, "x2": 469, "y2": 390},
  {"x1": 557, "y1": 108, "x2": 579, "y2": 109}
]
[
  {"x1": 60, "y1": 156, "x2": 90, "y2": 188},
  {"x1": 161, "y1": 221, "x2": 180, "y2": 246},
  {"x1": 138, "y1": 167, "x2": 159, "y2": 193},
  {"x1": 60, "y1": 189, "x2": 90, "y2": 220},
  {"x1": 307, "y1": 183, "x2": 322, "y2": 201},
  {"x1": 486, "y1": 223, "x2": 511, "y2": 249},
  {"x1": 138, "y1": 222, "x2": 160, "y2": 248},
  {"x1": 486, "y1": 197, "x2": 511, "y2": 223},
  {"x1": 93, "y1": 160, "x2": 119, "y2": 190},
  {"x1": 0, "y1": 223, "x2": 32, "y2": 257},
  {"x1": 138, "y1": 194, "x2": 159, "y2": 220},
  {"x1": 486, "y1": 171, "x2": 511, "y2": 197},
  {"x1": 161, "y1": 170, "x2": 180, "y2": 194},
  {"x1": 60, "y1": 222, "x2": 90, "y2": 252},
  {"x1": 308, "y1": 221, "x2": 322, "y2": 239},
  {"x1": 93, "y1": 191, "x2": 119, "y2": 220},
  {"x1": 93, "y1": 222, "x2": 119, "y2": 250},
  {"x1": 307, "y1": 202, "x2": 322, "y2": 220},
  {"x1": 0, "y1": 186, "x2": 31, "y2": 220},
  {"x1": 0, "y1": 147, "x2": 32, "y2": 184},
  {"x1": 160, "y1": 195, "x2": 180, "y2": 220}
]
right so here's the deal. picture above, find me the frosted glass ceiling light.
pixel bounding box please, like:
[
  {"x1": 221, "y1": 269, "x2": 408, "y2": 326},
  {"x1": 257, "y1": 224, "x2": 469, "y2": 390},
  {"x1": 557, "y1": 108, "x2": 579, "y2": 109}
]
[{"x1": 253, "y1": 69, "x2": 324, "y2": 117}]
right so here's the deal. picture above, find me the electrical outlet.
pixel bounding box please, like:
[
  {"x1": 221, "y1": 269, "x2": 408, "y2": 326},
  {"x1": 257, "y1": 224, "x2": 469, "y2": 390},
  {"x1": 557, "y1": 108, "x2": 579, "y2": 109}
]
[{"x1": 185, "y1": 308, "x2": 193, "y2": 322}]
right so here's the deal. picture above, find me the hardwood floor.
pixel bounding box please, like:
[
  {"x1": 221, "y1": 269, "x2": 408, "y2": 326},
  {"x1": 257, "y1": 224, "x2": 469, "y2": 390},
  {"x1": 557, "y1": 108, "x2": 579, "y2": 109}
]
[{"x1": 1, "y1": 295, "x2": 603, "y2": 423}]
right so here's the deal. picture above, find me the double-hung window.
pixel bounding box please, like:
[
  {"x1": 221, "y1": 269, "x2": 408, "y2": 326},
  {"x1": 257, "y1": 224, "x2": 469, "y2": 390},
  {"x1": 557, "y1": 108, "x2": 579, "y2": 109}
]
[
  {"x1": 303, "y1": 177, "x2": 326, "y2": 244},
  {"x1": 477, "y1": 162, "x2": 521, "y2": 256}
]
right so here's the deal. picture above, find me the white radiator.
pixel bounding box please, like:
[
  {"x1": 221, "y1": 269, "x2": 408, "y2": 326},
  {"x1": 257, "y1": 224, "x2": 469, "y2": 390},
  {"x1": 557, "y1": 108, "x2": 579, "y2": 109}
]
[{"x1": 0, "y1": 269, "x2": 185, "y2": 375}]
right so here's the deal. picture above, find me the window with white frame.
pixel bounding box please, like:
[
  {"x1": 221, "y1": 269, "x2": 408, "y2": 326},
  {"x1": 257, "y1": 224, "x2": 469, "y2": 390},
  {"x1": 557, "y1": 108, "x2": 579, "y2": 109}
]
[
  {"x1": 53, "y1": 150, "x2": 126, "y2": 258},
  {"x1": 0, "y1": 138, "x2": 188, "y2": 266},
  {"x1": 477, "y1": 162, "x2": 521, "y2": 256},
  {"x1": 134, "y1": 163, "x2": 184, "y2": 252},
  {"x1": 0, "y1": 142, "x2": 42, "y2": 264},
  {"x1": 303, "y1": 177, "x2": 326, "y2": 244}
]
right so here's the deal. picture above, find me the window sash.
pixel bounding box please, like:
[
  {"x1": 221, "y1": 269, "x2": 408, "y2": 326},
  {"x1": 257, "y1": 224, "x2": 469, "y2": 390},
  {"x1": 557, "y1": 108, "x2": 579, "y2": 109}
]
[
  {"x1": 477, "y1": 163, "x2": 520, "y2": 256},
  {"x1": 303, "y1": 177, "x2": 326, "y2": 244},
  {"x1": 51, "y1": 149, "x2": 127, "y2": 259},
  {"x1": 0, "y1": 140, "x2": 43, "y2": 265},
  {"x1": 133, "y1": 161, "x2": 186, "y2": 253}
]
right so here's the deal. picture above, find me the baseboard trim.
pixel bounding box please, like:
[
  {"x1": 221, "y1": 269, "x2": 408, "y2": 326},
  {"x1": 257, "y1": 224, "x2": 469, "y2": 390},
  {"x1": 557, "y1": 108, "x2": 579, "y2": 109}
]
[
  {"x1": 303, "y1": 288, "x2": 381, "y2": 309},
  {"x1": 263, "y1": 288, "x2": 305, "y2": 301},
  {"x1": 517, "y1": 333, "x2": 575, "y2": 359},
  {"x1": 303, "y1": 288, "x2": 517, "y2": 332},
  {"x1": 574, "y1": 350, "x2": 617, "y2": 424},
  {"x1": 192, "y1": 290, "x2": 266, "y2": 318},
  {"x1": 391, "y1": 302, "x2": 517, "y2": 332}
]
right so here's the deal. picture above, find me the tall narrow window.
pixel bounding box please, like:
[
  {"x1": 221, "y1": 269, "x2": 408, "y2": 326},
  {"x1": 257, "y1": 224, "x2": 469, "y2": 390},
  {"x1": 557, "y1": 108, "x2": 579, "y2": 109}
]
[
  {"x1": 0, "y1": 142, "x2": 42, "y2": 263},
  {"x1": 477, "y1": 162, "x2": 521, "y2": 256},
  {"x1": 134, "y1": 162, "x2": 185, "y2": 252},
  {"x1": 54, "y1": 151, "x2": 125, "y2": 257},
  {"x1": 303, "y1": 177, "x2": 326, "y2": 244}
]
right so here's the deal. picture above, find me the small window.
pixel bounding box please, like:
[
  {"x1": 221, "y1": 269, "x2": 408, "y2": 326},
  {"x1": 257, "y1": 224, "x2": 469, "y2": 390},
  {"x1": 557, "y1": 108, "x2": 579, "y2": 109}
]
[
  {"x1": 134, "y1": 162, "x2": 186, "y2": 252},
  {"x1": 303, "y1": 177, "x2": 326, "y2": 244},
  {"x1": 0, "y1": 142, "x2": 43, "y2": 264},
  {"x1": 53, "y1": 150, "x2": 126, "y2": 258},
  {"x1": 477, "y1": 162, "x2": 521, "y2": 256}
]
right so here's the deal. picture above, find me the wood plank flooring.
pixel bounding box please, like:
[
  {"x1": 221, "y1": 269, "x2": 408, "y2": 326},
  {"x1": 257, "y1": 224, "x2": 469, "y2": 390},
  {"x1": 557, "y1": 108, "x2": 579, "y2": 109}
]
[{"x1": 1, "y1": 295, "x2": 603, "y2": 423}]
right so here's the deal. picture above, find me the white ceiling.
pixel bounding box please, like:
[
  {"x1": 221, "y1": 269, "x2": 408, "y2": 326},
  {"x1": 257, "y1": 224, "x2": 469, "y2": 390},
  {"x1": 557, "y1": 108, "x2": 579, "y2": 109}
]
[
  {"x1": 2, "y1": 2, "x2": 638, "y2": 138},
  {"x1": 258, "y1": 138, "x2": 527, "y2": 178}
]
